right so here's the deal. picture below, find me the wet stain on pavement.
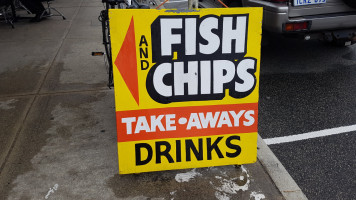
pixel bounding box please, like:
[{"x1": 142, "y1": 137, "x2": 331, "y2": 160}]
[
  {"x1": 107, "y1": 166, "x2": 250, "y2": 200},
  {"x1": 41, "y1": 62, "x2": 107, "y2": 93},
  {"x1": 0, "y1": 95, "x2": 54, "y2": 199},
  {"x1": 0, "y1": 92, "x2": 106, "y2": 199},
  {"x1": 56, "y1": 126, "x2": 72, "y2": 140},
  {"x1": 0, "y1": 66, "x2": 44, "y2": 96},
  {"x1": 0, "y1": 99, "x2": 18, "y2": 110}
]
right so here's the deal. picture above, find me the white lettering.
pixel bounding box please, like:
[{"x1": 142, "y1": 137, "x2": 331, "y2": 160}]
[
  {"x1": 122, "y1": 117, "x2": 136, "y2": 135},
  {"x1": 243, "y1": 110, "x2": 255, "y2": 126},
  {"x1": 166, "y1": 114, "x2": 176, "y2": 131},
  {"x1": 199, "y1": 112, "x2": 220, "y2": 128},
  {"x1": 135, "y1": 116, "x2": 151, "y2": 133},
  {"x1": 235, "y1": 58, "x2": 256, "y2": 92},
  {"x1": 153, "y1": 63, "x2": 172, "y2": 97},
  {"x1": 174, "y1": 61, "x2": 198, "y2": 95},
  {"x1": 185, "y1": 18, "x2": 197, "y2": 55},
  {"x1": 200, "y1": 61, "x2": 211, "y2": 94},
  {"x1": 229, "y1": 110, "x2": 245, "y2": 127},
  {"x1": 213, "y1": 60, "x2": 235, "y2": 94},
  {"x1": 187, "y1": 113, "x2": 202, "y2": 130},
  {"x1": 222, "y1": 16, "x2": 247, "y2": 54},
  {"x1": 199, "y1": 17, "x2": 220, "y2": 54},
  {"x1": 217, "y1": 111, "x2": 233, "y2": 128},
  {"x1": 151, "y1": 115, "x2": 165, "y2": 132},
  {"x1": 161, "y1": 18, "x2": 182, "y2": 56}
]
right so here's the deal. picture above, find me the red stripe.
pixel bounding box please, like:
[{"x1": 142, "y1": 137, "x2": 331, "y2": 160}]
[{"x1": 116, "y1": 103, "x2": 258, "y2": 142}]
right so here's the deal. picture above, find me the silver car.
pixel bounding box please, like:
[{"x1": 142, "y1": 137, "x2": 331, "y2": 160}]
[{"x1": 201, "y1": 0, "x2": 356, "y2": 45}]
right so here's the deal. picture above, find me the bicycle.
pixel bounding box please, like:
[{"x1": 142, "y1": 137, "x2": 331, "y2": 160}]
[{"x1": 94, "y1": 0, "x2": 150, "y2": 88}]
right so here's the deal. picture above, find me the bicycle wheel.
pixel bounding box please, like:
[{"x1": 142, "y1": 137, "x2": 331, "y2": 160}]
[
  {"x1": 106, "y1": 23, "x2": 114, "y2": 87},
  {"x1": 102, "y1": 15, "x2": 114, "y2": 87}
]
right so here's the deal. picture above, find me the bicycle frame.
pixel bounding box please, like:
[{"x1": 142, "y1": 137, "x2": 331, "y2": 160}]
[{"x1": 100, "y1": 0, "x2": 149, "y2": 88}]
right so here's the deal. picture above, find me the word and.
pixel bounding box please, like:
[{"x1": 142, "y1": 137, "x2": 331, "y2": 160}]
[{"x1": 139, "y1": 35, "x2": 150, "y2": 70}]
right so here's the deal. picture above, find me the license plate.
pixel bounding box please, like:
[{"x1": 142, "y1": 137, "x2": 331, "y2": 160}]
[{"x1": 294, "y1": 0, "x2": 326, "y2": 6}]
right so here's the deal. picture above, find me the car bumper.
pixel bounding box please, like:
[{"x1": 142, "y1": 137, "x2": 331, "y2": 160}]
[{"x1": 244, "y1": 0, "x2": 356, "y2": 34}]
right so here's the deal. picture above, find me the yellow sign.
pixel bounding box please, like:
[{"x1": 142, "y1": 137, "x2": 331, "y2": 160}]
[{"x1": 109, "y1": 8, "x2": 262, "y2": 174}]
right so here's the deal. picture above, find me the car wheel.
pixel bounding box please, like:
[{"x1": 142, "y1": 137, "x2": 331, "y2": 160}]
[{"x1": 342, "y1": 0, "x2": 356, "y2": 8}]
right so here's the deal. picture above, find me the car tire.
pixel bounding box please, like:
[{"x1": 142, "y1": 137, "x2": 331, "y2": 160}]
[{"x1": 342, "y1": 0, "x2": 356, "y2": 8}]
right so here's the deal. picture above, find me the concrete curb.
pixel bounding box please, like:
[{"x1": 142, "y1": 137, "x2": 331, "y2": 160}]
[{"x1": 257, "y1": 134, "x2": 308, "y2": 200}]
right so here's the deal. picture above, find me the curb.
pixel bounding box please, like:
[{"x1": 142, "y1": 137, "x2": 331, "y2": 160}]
[{"x1": 257, "y1": 134, "x2": 308, "y2": 200}]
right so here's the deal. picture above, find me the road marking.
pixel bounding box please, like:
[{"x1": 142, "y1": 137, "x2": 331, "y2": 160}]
[{"x1": 264, "y1": 124, "x2": 356, "y2": 145}]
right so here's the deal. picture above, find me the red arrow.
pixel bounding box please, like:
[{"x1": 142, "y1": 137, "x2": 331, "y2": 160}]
[{"x1": 115, "y1": 17, "x2": 139, "y2": 106}]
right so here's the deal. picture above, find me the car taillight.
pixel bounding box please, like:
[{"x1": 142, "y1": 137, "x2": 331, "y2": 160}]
[{"x1": 285, "y1": 22, "x2": 309, "y2": 32}]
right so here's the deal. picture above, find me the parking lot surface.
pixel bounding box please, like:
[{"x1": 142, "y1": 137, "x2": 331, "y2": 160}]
[{"x1": 258, "y1": 34, "x2": 356, "y2": 200}]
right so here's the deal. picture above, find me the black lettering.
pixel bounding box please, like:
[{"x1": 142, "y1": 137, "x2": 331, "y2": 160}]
[
  {"x1": 140, "y1": 48, "x2": 148, "y2": 59},
  {"x1": 141, "y1": 60, "x2": 149, "y2": 70},
  {"x1": 185, "y1": 139, "x2": 203, "y2": 161},
  {"x1": 155, "y1": 141, "x2": 174, "y2": 164},
  {"x1": 139, "y1": 35, "x2": 148, "y2": 47},
  {"x1": 176, "y1": 140, "x2": 182, "y2": 162},
  {"x1": 135, "y1": 143, "x2": 153, "y2": 166},
  {"x1": 207, "y1": 137, "x2": 224, "y2": 160},
  {"x1": 225, "y1": 135, "x2": 241, "y2": 158}
]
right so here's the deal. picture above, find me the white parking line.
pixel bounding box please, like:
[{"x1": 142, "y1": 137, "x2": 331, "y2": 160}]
[{"x1": 264, "y1": 124, "x2": 356, "y2": 145}]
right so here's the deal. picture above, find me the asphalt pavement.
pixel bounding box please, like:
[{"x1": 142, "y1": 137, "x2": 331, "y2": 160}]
[
  {"x1": 0, "y1": 0, "x2": 303, "y2": 200},
  {"x1": 258, "y1": 34, "x2": 356, "y2": 200}
]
